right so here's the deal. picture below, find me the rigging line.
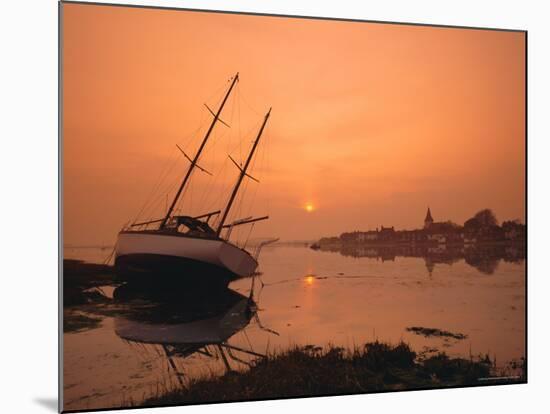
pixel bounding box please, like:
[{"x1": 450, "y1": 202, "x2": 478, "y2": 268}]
[
  {"x1": 103, "y1": 242, "x2": 117, "y2": 265},
  {"x1": 266, "y1": 128, "x2": 271, "y2": 214},
  {"x1": 234, "y1": 122, "x2": 268, "y2": 242},
  {"x1": 173, "y1": 114, "x2": 224, "y2": 214},
  {"x1": 219, "y1": 114, "x2": 263, "y2": 233},
  {"x1": 140, "y1": 162, "x2": 183, "y2": 222},
  {"x1": 208, "y1": 161, "x2": 232, "y2": 228},
  {"x1": 244, "y1": 222, "x2": 255, "y2": 249},
  {"x1": 133, "y1": 146, "x2": 182, "y2": 222},
  {"x1": 176, "y1": 123, "x2": 225, "y2": 217},
  {"x1": 224, "y1": 117, "x2": 263, "y2": 163},
  {"x1": 196, "y1": 82, "x2": 238, "y2": 213},
  {"x1": 172, "y1": 109, "x2": 207, "y2": 159},
  {"x1": 195, "y1": 142, "x2": 216, "y2": 212},
  {"x1": 230, "y1": 87, "x2": 246, "y2": 234},
  {"x1": 195, "y1": 167, "x2": 215, "y2": 213},
  {"x1": 230, "y1": 126, "x2": 262, "y2": 223},
  {"x1": 234, "y1": 138, "x2": 261, "y2": 226},
  {"x1": 202, "y1": 77, "x2": 233, "y2": 113},
  {"x1": 209, "y1": 79, "x2": 231, "y2": 103},
  {"x1": 232, "y1": 179, "x2": 252, "y2": 243},
  {"x1": 158, "y1": 178, "x2": 183, "y2": 218},
  {"x1": 232, "y1": 121, "x2": 266, "y2": 230},
  {"x1": 174, "y1": 173, "x2": 194, "y2": 216},
  {"x1": 253, "y1": 131, "x2": 268, "y2": 215},
  {"x1": 243, "y1": 129, "x2": 268, "y2": 222},
  {"x1": 175, "y1": 131, "x2": 217, "y2": 212},
  {"x1": 169, "y1": 104, "x2": 223, "y2": 217},
  {"x1": 220, "y1": 140, "x2": 257, "y2": 237},
  {"x1": 236, "y1": 185, "x2": 260, "y2": 246},
  {"x1": 245, "y1": 173, "x2": 261, "y2": 225},
  {"x1": 134, "y1": 114, "x2": 208, "y2": 223},
  {"x1": 237, "y1": 83, "x2": 242, "y2": 163},
  {"x1": 238, "y1": 169, "x2": 252, "y2": 219},
  {"x1": 202, "y1": 155, "x2": 226, "y2": 218},
  {"x1": 179, "y1": 116, "x2": 207, "y2": 152},
  {"x1": 226, "y1": 86, "x2": 235, "y2": 162},
  {"x1": 209, "y1": 133, "x2": 241, "y2": 228},
  {"x1": 238, "y1": 82, "x2": 261, "y2": 116},
  {"x1": 228, "y1": 80, "x2": 237, "y2": 147},
  {"x1": 143, "y1": 175, "x2": 184, "y2": 224},
  {"x1": 229, "y1": 180, "x2": 245, "y2": 227},
  {"x1": 143, "y1": 159, "x2": 187, "y2": 219},
  {"x1": 231, "y1": 80, "x2": 238, "y2": 152},
  {"x1": 243, "y1": 330, "x2": 253, "y2": 351},
  {"x1": 133, "y1": 150, "x2": 178, "y2": 214},
  {"x1": 161, "y1": 93, "x2": 222, "y2": 220}
]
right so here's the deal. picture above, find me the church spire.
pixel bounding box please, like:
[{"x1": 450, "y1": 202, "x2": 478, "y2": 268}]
[{"x1": 424, "y1": 207, "x2": 434, "y2": 228}]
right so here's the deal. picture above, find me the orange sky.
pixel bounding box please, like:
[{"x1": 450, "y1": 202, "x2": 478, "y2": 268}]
[{"x1": 62, "y1": 3, "x2": 525, "y2": 245}]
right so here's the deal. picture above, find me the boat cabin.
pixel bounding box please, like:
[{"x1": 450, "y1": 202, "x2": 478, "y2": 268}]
[{"x1": 166, "y1": 215, "x2": 217, "y2": 239}]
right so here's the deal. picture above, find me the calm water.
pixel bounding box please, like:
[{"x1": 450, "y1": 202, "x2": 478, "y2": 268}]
[{"x1": 63, "y1": 245, "x2": 525, "y2": 411}]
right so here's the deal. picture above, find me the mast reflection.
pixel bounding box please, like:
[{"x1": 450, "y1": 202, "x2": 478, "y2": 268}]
[{"x1": 113, "y1": 281, "x2": 268, "y2": 384}]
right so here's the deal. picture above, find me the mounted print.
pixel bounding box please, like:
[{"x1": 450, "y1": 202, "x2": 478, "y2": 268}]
[{"x1": 60, "y1": 1, "x2": 527, "y2": 412}]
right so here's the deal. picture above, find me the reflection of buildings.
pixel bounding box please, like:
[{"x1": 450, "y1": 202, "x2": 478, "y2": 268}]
[{"x1": 332, "y1": 243, "x2": 524, "y2": 276}]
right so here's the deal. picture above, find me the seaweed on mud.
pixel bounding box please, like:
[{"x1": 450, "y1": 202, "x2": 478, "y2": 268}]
[
  {"x1": 406, "y1": 326, "x2": 467, "y2": 340},
  {"x1": 64, "y1": 311, "x2": 103, "y2": 333}
]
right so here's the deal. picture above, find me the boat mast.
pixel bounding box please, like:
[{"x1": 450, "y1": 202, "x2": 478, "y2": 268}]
[
  {"x1": 216, "y1": 108, "x2": 271, "y2": 237},
  {"x1": 159, "y1": 73, "x2": 239, "y2": 229}
]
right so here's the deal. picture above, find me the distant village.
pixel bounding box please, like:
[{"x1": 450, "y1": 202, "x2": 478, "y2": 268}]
[{"x1": 313, "y1": 207, "x2": 526, "y2": 248}]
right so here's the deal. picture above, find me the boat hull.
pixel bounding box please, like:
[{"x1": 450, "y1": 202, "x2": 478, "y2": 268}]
[{"x1": 114, "y1": 231, "x2": 258, "y2": 283}]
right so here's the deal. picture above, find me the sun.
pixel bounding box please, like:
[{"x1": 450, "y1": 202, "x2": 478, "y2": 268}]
[{"x1": 305, "y1": 202, "x2": 314, "y2": 213}]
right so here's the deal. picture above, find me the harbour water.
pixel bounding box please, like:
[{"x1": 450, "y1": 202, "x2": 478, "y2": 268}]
[{"x1": 63, "y1": 244, "x2": 525, "y2": 411}]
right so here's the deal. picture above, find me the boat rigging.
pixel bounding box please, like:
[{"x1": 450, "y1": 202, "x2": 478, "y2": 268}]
[{"x1": 114, "y1": 73, "x2": 273, "y2": 284}]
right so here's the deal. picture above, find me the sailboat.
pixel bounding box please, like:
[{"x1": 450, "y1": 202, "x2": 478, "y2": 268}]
[{"x1": 114, "y1": 73, "x2": 272, "y2": 284}]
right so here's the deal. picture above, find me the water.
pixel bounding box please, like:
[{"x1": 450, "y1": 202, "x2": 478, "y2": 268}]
[{"x1": 63, "y1": 244, "x2": 525, "y2": 411}]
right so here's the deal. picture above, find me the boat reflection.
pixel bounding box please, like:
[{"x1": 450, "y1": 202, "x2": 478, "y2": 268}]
[{"x1": 113, "y1": 282, "x2": 268, "y2": 383}]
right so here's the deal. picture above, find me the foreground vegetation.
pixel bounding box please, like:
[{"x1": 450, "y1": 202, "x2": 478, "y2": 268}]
[{"x1": 141, "y1": 342, "x2": 525, "y2": 406}]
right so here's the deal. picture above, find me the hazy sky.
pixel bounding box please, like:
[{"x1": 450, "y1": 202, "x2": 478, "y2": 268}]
[{"x1": 63, "y1": 3, "x2": 525, "y2": 245}]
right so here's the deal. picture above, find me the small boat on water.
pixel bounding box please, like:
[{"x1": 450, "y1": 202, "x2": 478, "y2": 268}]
[{"x1": 115, "y1": 73, "x2": 272, "y2": 285}]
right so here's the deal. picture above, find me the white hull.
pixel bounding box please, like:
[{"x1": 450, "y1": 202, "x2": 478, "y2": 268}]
[{"x1": 115, "y1": 231, "x2": 258, "y2": 278}]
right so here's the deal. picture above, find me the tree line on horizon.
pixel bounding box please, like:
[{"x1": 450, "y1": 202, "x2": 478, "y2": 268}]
[{"x1": 317, "y1": 208, "x2": 526, "y2": 245}]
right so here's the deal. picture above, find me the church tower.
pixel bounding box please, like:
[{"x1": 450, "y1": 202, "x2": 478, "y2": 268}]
[{"x1": 424, "y1": 207, "x2": 434, "y2": 229}]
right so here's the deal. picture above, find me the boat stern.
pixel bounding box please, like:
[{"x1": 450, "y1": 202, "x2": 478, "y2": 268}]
[{"x1": 219, "y1": 242, "x2": 258, "y2": 277}]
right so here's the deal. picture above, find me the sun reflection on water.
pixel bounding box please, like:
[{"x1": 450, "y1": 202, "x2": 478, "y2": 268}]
[{"x1": 305, "y1": 275, "x2": 315, "y2": 285}]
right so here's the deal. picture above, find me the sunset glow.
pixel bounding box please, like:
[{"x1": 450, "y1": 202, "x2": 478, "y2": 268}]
[
  {"x1": 61, "y1": 5, "x2": 526, "y2": 410},
  {"x1": 62, "y1": 4, "x2": 525, "y2": 245}
]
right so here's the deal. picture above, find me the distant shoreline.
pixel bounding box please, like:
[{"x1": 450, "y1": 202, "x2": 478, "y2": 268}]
[{"x1": 312, "y1": 239, "x2": 526, "y2": 248}]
